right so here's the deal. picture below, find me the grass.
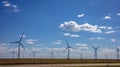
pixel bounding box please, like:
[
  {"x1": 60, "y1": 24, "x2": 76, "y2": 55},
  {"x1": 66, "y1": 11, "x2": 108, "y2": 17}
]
[{"x1": 0, "y1": 58, "x2": 120, "y2": 65}]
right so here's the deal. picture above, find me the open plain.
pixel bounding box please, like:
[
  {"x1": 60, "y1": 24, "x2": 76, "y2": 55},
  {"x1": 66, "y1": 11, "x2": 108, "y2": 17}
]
[{"x1": 0, "y1": 59, "x2": 120, "y2": 67}]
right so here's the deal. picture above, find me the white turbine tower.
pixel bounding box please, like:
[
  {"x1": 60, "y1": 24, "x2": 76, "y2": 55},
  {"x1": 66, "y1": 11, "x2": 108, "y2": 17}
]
[
  {"x1": 50, "y1": 50, "x2": 54, "y2": 58},
  {"x1": 91, "y1": 46, "x2": 99, "y2": 59},
  {"x1": 65, "y1": 40, "x2": 72, "y2": 59},
  {"x1": 32, "y1": 50, "x2": 37, "y2": 58},
  {"x1": 11, "y1": 33, "x2": 25, "y2": 59},
  {"x1": 11, "y1": 49, "x2": 15, "y2": 58},
  {"x1": 116, "y1": 48, "x2": 120, "y2": 60}
]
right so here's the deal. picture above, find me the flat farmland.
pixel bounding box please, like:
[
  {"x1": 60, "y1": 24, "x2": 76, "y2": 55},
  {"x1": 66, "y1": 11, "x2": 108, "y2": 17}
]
[{"x1": 0, "y1": 59, "x2": 120, "y2": 65}]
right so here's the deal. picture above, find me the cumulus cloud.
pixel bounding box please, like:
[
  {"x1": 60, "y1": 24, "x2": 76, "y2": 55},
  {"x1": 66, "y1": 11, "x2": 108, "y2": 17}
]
[
  {"x1": 59, "y1": 21, "x2": 102, "y2": 33},
  {"x1": 89, "y1": 37, "x2": 106, "y2": 40},
  {"x1": 2, "y1": 1, "x2": 20, "y2": 12},
  {"x1": 103, "y1": 16, "x2": 111, "y2": 20},
  {"x1": 117, "y1": 13, "x2": 120, "y2": 16},
  {"x1": 52, "y1": 40, "x2": 62, "y2": 45},
  {"x1": 105, "y1": 31, "x2": 115, "y2": 34},
  {"x1": 26, "y1": 39, "x2": 38, "y2": 45},
  {"x1": 77, "y1": 14, "x2": 85, "y2": 18},
  {"x1": 70, "y1": 34, "x2": 80, "y2": 37}
]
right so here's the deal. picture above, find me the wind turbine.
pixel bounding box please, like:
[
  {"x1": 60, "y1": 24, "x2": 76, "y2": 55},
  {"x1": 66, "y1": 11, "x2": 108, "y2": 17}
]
[
  {"x1": 91, "y1": 45, "x2": 99, "y2": 59},
  {"x1": 116, "y1": 48, "x2": 120, "y2": 60},
  {"x1": 65, "y1": 40, "x2": 72, "y2": 59},
  {"x1": 50, "y1": 50, "x2": 54, "y2": 58},
  {"x1": 80, "y1": 53, "x2": 83, "y2": 59},
  {"x1": 32, "y1": 50, "x2": 37, "y2": 58},
  {"x1": 11, "y1": 33, "x2": 25, "y2": 59},
  {"x1": 11, "y1": 49, "x2": 16, "y2": 58},
  {"x1": 105, "y1": 54, "x2": 108, "y2": 59}
]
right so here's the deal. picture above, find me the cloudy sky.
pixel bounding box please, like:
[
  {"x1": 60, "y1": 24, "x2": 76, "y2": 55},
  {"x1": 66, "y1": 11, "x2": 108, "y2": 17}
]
[{"x1": 0, "y1": 0, "x2": 120, "y2": 59}]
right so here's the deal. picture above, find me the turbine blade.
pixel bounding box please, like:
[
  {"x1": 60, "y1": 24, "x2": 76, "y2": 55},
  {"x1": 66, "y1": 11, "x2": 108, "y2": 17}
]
[
  {"x1": 11, "y1": 41, "x2": 19, "y2": 43},
  {"x1": 97, "y1": 46, "x2": 100, "y2": 48},
  {"x1": 90, "y1": 45, "x2": 96, "y2": 49},
  {"x1": 64, "y1": 48, "x2": 68, "y2": 52},
  {"x1": 19, "y1": 43, "x2": 25, "y2": 49},
  {"x1": 19, "y1": 33, "x2": 24, "y2": 42},
  {"x1": 66, "y1": 40, "x2": 72, "y2": 49}
]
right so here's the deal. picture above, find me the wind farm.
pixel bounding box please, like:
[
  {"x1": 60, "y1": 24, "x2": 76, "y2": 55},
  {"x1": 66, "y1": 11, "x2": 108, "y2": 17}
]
[
  {"x1": 0, "y1": 33, "x2": 120, "y2": 66},
  {"x1": 1, "y1": 0, "x2": 120, "y2": 67}
]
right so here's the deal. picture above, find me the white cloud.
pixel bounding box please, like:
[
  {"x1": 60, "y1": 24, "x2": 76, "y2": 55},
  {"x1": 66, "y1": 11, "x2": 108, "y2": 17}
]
[
  {"x1": 0, "y1": 43, "x2": 8, "y2": 52},
  {"x1": 75, "y1": 43, "x2": 87, "y2": 47},
  {"x1": 2, "y1": 1, "x2": 20, "y2": 12},
  {"x1": 26, "y1": 39, "x2": 38, "y2": 45},
  {"x1": 96, "y1": 37, "x2": 106, "y2": 40},
  {"x1": 111, "y1": 39, "x2": 116, "y2": 42},
  {"x1": 63, "y1": 32, "x2": 80, "y2": 38},
  {"x1": 89, "y1": 37, "x2": 106, "y2": 40},
  {"x1": 103, "y1": 16, "x2": 111, "y2": 20},
  {"x1": 63, "y1": 33, "x2": 70, "y2": 36},
  {"x1": 77, "y1": 14, "x2": 85, "y2": 18},
  {"x1": 59, "y1": 21, "x2": 102, "y2": 33},
  {"x1": 52, "y1": 40, "x2": 62, "y2": 45},
  {"x1": 100, "y1": 48, "x2": 115, "y2": 53},
  {"x1": 70, "y1": 34, "x2": 80, "y2": 37},
  {"x1": 107, "y1": 27, "x2": 113, "y2": 30},
  {"x1": 4, "y1": 3, "x2": 11, "y2": 7},
  {"x1": 49, "y1": 47, "x2": 65, "y2": 51},
  {"x1": 75, "y1": 43, "x2": 88, "y2": 49},
  {"x1": 99, "y1": 26, "x2": 113, "y2": 30},
  {"x1": 59, "y1": 21, "x2": 80, "y2": 32},
  {"x1": 117, "y1": 13, "x2": 120, "y2": 16},
  {"x1": 0, "y1": 46, "x2": 7, "y2": 52},
  {"x1": 31, "y1": 47, "x2": 41, "y2": 51},
  {"x1": 105, "y1": 31, "x2": 115, "y2": 34}
]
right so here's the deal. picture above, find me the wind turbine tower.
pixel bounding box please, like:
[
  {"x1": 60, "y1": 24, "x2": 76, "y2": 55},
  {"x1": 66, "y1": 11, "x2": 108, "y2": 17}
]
[
  {"x1": 11, "y1": 33, "x2": 25, "y2": 59},
  {"x1": 50, "y1": 50, "x2": 54, "y2": 58},
  {"x1": 65, "y1": 40, "x2": 72, "y2": 59},
  {"x1": 12, "y1": 49, "x2": 15, "y2": 58},
  {"x1": 92, "y1": 46, "x2": 99, "y2": 59},
  {"x1": 117, "y1": 48, "x2": 120, "y2": 59},
  {"x1": 32, "y1": 51, "x2": 36, "y2": 58},
  {"x1": 80, "y1": 53, "x2": 83, "y2": 59}
]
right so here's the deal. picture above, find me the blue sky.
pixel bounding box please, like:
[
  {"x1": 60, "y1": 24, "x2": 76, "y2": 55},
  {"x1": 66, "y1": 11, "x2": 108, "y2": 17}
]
[{"x1": 0, "y1": 0, "x2": 120, "y2": 59}]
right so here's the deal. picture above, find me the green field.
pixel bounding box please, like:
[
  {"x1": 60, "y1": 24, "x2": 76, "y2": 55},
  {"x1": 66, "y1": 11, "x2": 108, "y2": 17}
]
[{"x1": 0, "y1": 58, "x2": 120, "y2": 65}]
